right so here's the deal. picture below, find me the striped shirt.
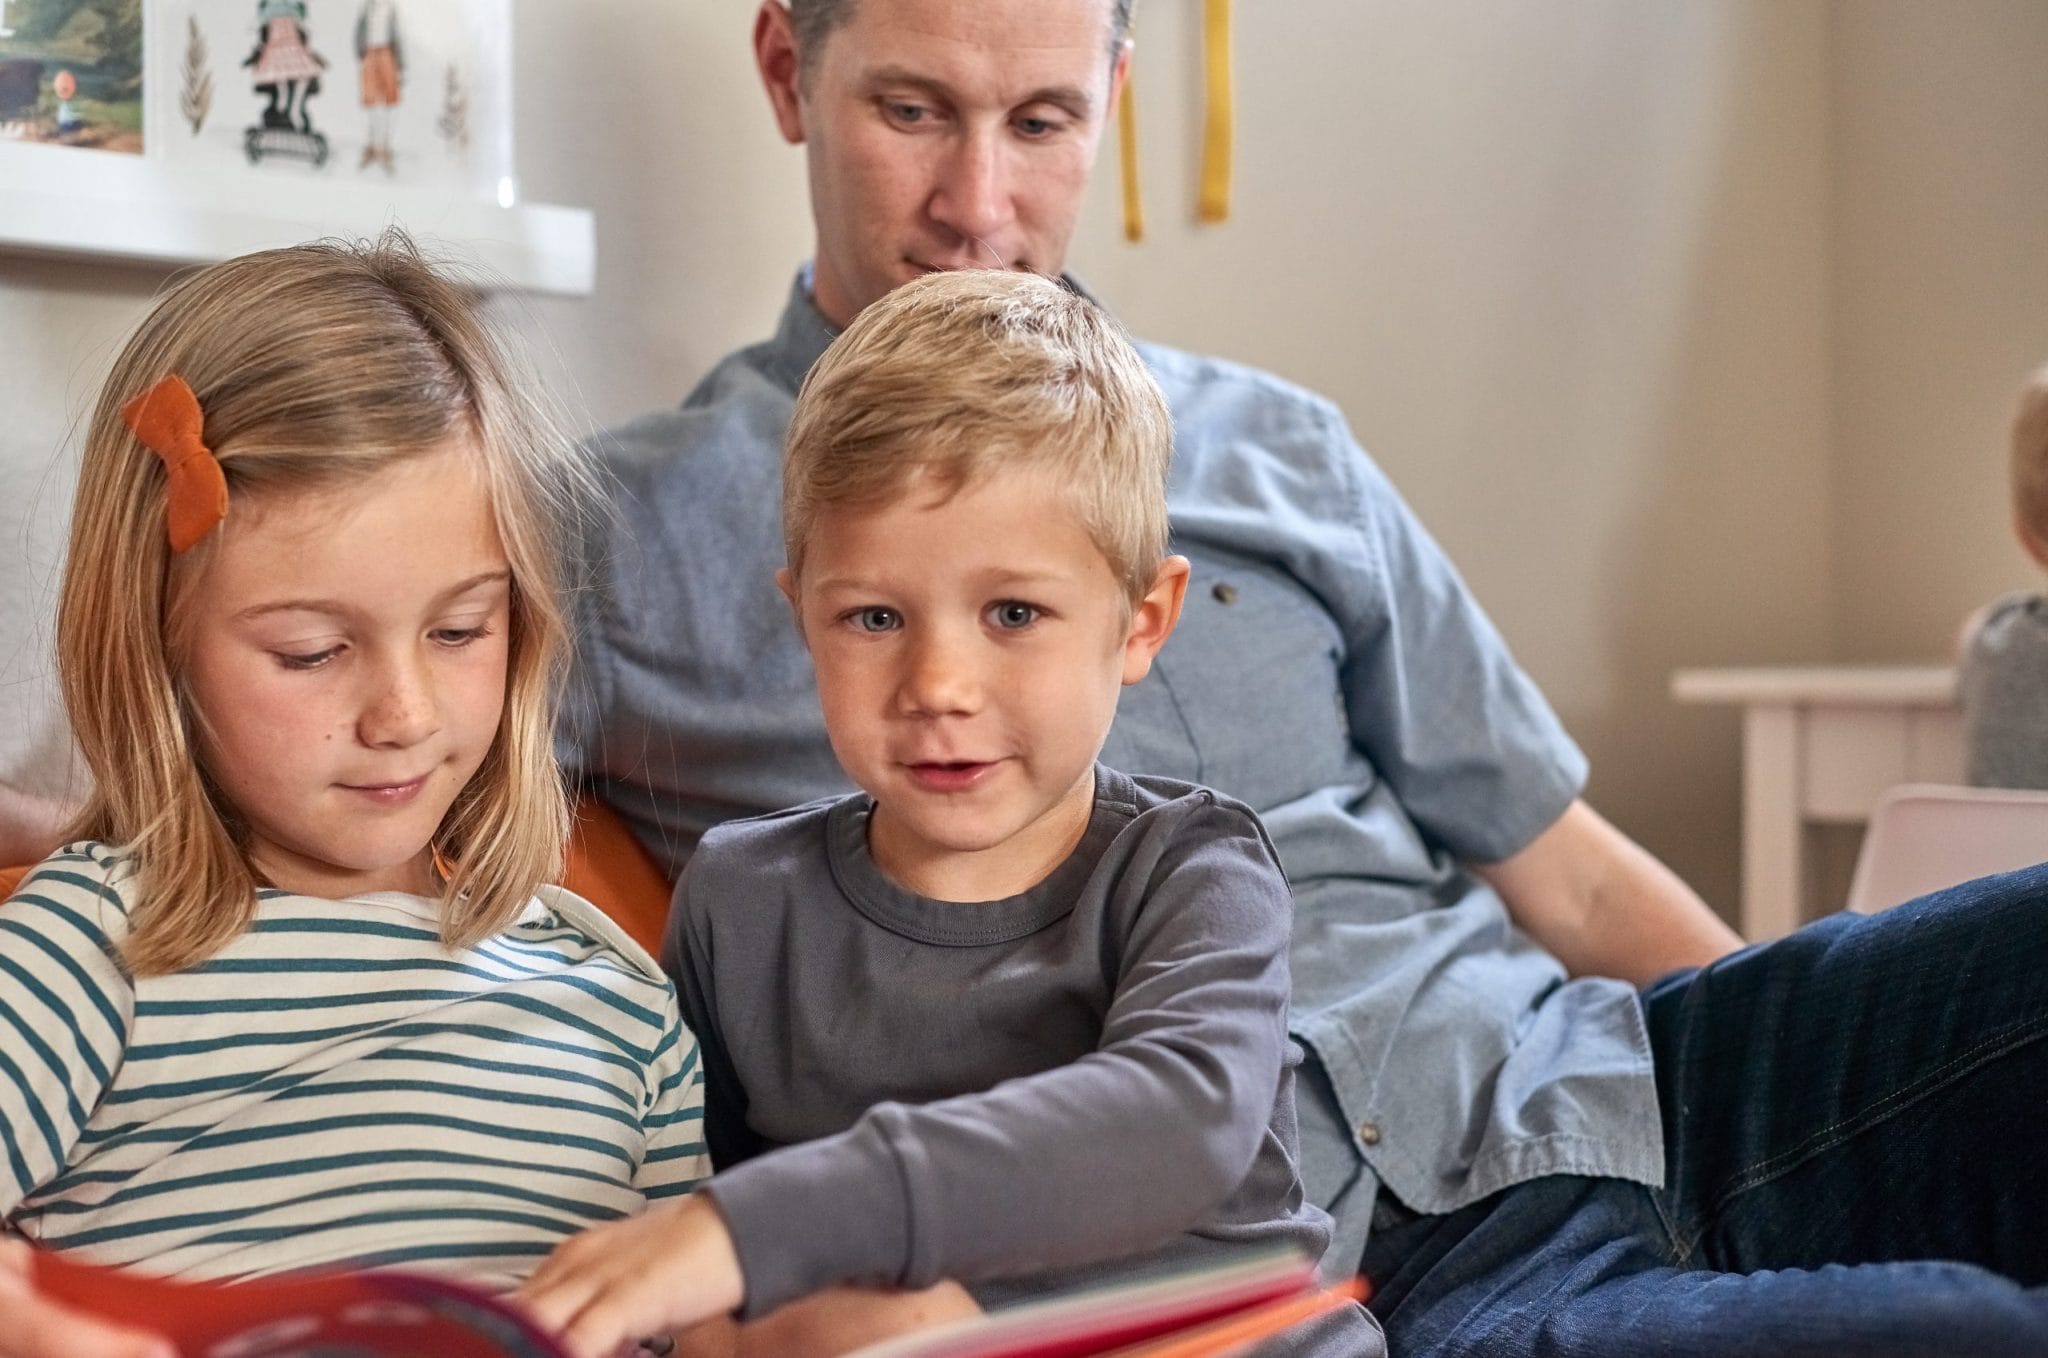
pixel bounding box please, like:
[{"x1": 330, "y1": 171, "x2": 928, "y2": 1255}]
[{"x1": 0, "y1": 842, "x2": 708, "y2": 1288}]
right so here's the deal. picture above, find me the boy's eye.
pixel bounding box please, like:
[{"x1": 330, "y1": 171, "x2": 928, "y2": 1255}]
[
  {"x1": 988, "y1": 601, "x2": 1039, "y2": 630},
  {"x1": 852, "y1": 607, "x2": 901, "y2": 633}
]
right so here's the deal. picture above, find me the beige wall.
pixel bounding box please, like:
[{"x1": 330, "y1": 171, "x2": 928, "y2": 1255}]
[
  {"x1": 1830, "y1": 0, "x2": 2048, "y2": 662},
  {"x1": 1066, "y1": 1, "x2": 1838, "y2": 913},
  {"x1": 2, "y1": 2, "x2": 2041, "y2": 915}
]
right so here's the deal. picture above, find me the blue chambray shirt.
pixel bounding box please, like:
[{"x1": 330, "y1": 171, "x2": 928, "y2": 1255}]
[{"x1": 561, "y1": 271, "x2": 1665, "y2": 1229}]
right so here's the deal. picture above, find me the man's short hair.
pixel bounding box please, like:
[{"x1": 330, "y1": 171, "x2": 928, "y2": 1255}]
[
  {"x1": 787, "y1": 0, "x2": 1136, "y2": 81},
  {"x1": 783, "y1": 269, "x2": 1171, "y2": 603},
  {"x1": 2013, "y1": 365, "x2": 2048, "y2": 547}
]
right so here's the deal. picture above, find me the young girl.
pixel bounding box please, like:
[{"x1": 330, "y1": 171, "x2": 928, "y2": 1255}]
[{"x1": 0, "y1": 237, "x2": 706, "y2": 1316}]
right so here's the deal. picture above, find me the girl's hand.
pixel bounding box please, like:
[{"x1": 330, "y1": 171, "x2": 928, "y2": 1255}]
[
  {"x1": 0, "y1": 1239, "x2": 173, "y2": 1358},
  {"x1": 518, "y1": 1195, "x2": 746, "y2": 1358}
]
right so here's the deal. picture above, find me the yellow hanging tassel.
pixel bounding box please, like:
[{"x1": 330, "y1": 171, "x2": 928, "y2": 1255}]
[
  {"x1": 1197, "y1": 0, "x2": 1232, "y2": 224},
  {"x1": 1117, "y1": 45, "x2": 1144, "y2": 243}
]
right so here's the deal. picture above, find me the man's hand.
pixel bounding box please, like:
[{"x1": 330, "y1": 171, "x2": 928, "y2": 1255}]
[
  {"x1": 0, "y1": 1239, "x2": 173, "y2": 1358},
  {"x1": 517, "y1": 1194, "x2": 747, "y2": 1358}
]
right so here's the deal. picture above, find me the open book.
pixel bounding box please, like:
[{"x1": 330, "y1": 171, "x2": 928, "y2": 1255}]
[{"x1": 35, "y1": 1245, "x2": 1365, "y2": 1358}]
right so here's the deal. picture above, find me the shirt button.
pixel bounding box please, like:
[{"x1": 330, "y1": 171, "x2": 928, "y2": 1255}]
[
  {"x1": 1212, "y1": 582, "x2": 1239, "y2": 604},
  {"x1": 1357, "y1": 1121, "x2": 1382, "y2": 1146}
]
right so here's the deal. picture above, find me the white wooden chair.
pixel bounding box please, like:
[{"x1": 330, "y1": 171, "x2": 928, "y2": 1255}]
[{"x1": 1844, "y1": 783, "x2": 2048, "y2": 914}]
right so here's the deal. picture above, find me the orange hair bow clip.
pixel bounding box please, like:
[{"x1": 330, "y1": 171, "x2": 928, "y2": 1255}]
[{"x1": 121, "y1": 374, "x2": 228, "y2": 553}]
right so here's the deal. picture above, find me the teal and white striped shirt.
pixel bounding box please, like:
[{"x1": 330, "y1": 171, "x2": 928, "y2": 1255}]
[{"x1": 0, "y1": 842, "x2": 708, "y2": 1288}]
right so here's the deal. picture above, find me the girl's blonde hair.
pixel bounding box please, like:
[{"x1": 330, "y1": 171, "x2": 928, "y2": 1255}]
[
  {"x1": 783, "y1": 269, "x2": 1172, "y2": 604},
  {"x1": 58, "y1": 233, "x2": 589, "y2": 975}
]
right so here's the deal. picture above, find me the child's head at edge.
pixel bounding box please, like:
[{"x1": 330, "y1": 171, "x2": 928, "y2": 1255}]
[
  {"x1": 2011, "y1": 364, "x2": 2048, "y2": 571},
  {"x1": 57, "y1": 233, "x2": 588, "y2": 976}
]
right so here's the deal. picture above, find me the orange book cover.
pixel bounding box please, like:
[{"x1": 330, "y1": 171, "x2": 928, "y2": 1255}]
[
  {"x1": 33, "y1": 1252, "x2": 565, "y2": 1358},
  {"x1": 33, "y1": 1246, "x2": 1364, "y2": 1358}
]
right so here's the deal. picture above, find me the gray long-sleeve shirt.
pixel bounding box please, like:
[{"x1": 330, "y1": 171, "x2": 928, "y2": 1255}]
[{"x1": 666, "y1": 766, "x2": 1368, "y2": 1341}]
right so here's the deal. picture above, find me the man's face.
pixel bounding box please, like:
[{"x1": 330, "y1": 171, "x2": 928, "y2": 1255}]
[{"x1": 759, "y1": 0, "x2": 1127, "y2": 329}]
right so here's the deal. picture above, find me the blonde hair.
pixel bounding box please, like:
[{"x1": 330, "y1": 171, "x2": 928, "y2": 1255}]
[
  {"x1": 2012, "y1": 364, "x2": 2048, "y2": 551},
  {"x1": 783, "y1": 269, "x2": 1172, "y2": 601},
  {"x1": 58, "y1": 234, "x2": 590, "y2": 976}
]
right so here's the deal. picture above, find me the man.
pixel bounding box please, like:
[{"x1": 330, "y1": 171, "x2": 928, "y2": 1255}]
[
  {"x1": 536, "y1": 2, "x2": 2048, "y2": 1354},
  {"x1": 565, "y1": 0, "x2": 1735, "y2": 1273}
]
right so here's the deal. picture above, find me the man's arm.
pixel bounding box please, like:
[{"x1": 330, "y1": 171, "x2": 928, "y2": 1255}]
[{"x1": 1472, "y1": 798, "x2": 1743, "y2": 984}]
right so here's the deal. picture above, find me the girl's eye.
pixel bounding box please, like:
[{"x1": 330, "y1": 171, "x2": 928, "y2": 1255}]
[
  {"x1": 275, "y1": 647, "x2": 340, "y2": 672},
  {"x1": 853, "y1": 607, "x2": 901, "y2": 633},
  {"x1": 432, "y1": 624, "x2": 494, "y2": 648},
  {"x1": 988, "y1": 601, "x2": 1039, "y2": 630}
]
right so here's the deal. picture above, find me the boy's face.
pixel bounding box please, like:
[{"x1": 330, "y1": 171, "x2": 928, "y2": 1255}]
[{"x1": 781, "y1": 464, "x2": 1185, "y2": 902}]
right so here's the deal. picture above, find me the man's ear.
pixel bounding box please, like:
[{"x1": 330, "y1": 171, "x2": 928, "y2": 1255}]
[
  {"x1": 755, "y1": 1, "x2": 807, "y2": 144},
  {"x1": 1120, "y1": 554, "x2": 1189, "y2": 686},
  {"x1": 1108, "y1": 35, "x2": 1133, "y2": 116},
  {"x1": 775, "y1": 567, "x2": 809, "y2": 645}
]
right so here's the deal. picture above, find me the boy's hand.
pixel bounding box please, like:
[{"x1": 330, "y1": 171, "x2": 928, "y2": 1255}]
[{"x1": 517, "y1": 1194, "x2": 746, "y2": 1358}]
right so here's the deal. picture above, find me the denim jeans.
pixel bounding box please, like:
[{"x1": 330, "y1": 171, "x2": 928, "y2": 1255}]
[{"x1": 1360, "y1": 863, "x2": 2048, "y2": 1357}]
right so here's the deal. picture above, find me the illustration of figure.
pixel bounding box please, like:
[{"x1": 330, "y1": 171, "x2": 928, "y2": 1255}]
[
  {"x1": 243, "y1": 0, "x2": 323, "y2": 132},
  {"x1": 355, "y1": 0, "x2": 401, "y2": 171},
  {"x1": 241, "y1": 0, "x2": 328, "y2": 167},
  {"x1": 50, "y1": 68, "x2": 79, "y2": 134}
]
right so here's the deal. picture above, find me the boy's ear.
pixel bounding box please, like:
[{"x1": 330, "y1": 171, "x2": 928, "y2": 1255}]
[
  {"x1": 2016, "y1": 510, "x2": 2048, "y2": 572},
  {"x1": 775, "y1": 567, "x2": 808, "y2": 645},
  {"x1": 1120, "y1": 555, "x2": 1190, "y2": 686}
]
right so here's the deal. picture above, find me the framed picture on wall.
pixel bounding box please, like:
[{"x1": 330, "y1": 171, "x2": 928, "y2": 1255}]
[
  {"x1": 0, "y1": 0, "x2": 590, "y2": 295},
  {"x1": 0, "y1": 0, "x2": 145, "y2": 154},
  {"x1": 162, "y1": 0, "x2": 510, "y2": 192}
]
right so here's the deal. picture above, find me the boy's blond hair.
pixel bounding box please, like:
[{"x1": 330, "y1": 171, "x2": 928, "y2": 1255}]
[
  {"x1": 58, "y1": 234, "x2": 592, "y2": 976},
  {"x1": 783, "y1": 269, "x2": 1172, "y2": 602},
  {"x1": 2012, "y1": 364, "x2": 2048, "y2": 556}
]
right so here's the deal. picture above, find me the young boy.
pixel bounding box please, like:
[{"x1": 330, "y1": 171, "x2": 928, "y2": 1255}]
[
  {"x1": 1961, "y1": 363, "x2": 2048, "y2": 788},
  {"x1": 521, "y1": 270, "x2": 1382, "y2": 1358}
]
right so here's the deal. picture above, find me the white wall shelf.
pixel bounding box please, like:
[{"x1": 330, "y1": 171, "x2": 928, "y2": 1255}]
[{"x1": 0, "y1": 141, "x2": 593, "y2": 296}]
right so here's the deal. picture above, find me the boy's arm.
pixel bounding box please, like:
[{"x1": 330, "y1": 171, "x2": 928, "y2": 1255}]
[{"x1": 659, "y1": 865, "x2": 760, "y2": 1173}]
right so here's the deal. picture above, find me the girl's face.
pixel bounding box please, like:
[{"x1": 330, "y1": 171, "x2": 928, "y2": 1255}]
[{"x1": 181, "y1": 439, "x2": 513, "y2": 899}]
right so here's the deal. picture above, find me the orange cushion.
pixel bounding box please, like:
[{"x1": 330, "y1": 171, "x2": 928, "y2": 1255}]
[
  {"x1": 0, "y1": 865, "x2": 24, "y2": 900},
  {"x1": 562, "y1": 796, "x2": 675, "y2": 957}
]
